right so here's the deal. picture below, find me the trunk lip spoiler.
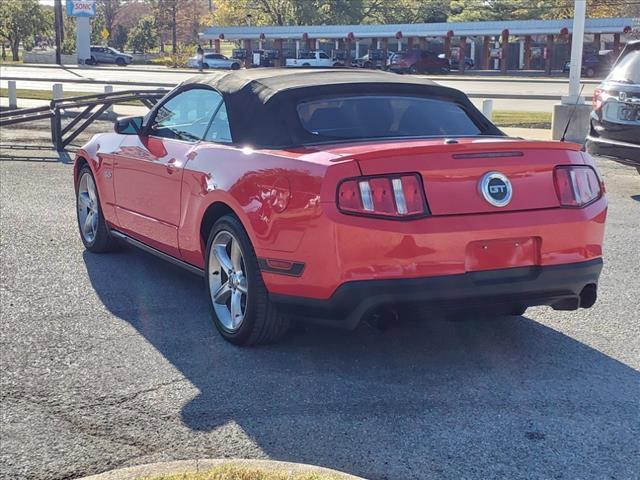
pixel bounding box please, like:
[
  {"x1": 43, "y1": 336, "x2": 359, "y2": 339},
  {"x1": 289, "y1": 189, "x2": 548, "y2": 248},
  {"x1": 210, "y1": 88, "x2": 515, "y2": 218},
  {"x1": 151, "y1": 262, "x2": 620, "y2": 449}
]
[{"x1": 340, "y1": 139, "x2": 582, "y2": 162}]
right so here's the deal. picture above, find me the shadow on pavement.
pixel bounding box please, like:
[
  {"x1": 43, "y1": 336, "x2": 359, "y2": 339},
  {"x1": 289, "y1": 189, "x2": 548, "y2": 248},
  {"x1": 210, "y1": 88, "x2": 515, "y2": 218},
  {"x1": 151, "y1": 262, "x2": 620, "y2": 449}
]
[{"x1": 83, "y1": 245, "x2": 639, "y2": 479}]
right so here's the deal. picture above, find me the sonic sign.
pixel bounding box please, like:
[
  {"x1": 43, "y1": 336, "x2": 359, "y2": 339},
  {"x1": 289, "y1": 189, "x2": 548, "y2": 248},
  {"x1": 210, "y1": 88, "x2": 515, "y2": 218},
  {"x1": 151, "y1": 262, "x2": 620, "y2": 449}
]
[{"x1": 66, "y1": 0, "x2": 96, "y2": 17}]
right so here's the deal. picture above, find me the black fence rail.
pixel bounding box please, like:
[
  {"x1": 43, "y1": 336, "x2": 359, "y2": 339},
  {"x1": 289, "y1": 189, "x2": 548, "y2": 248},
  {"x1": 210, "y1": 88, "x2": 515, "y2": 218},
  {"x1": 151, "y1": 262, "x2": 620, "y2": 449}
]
[{"x1": 0, "y1": 89, "x2": 169, "y2": 152}]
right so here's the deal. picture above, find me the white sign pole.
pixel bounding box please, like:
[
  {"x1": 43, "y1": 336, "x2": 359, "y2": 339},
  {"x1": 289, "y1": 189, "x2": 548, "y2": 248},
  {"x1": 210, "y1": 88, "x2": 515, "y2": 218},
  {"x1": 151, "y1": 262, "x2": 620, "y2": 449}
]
[
  {"x1": 565, "y1": 0, "x2": 586, "y2": 104},
  {"x1": 76, "y1": 16, "x2": 91, "y2": 65}
]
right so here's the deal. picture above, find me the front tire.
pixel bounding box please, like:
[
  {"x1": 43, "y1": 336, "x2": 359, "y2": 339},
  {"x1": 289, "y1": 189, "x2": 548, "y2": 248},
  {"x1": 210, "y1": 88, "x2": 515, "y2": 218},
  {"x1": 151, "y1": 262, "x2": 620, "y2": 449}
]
[
  {"x1": 205, "y1": 215, "x2": 290, "y2": 346},
  {"x1": 76, "y1": 165, "x2": 116, "y2": 253},
  {"x1": 230, "y1": 62, "x2": 240, "y2": 70}
]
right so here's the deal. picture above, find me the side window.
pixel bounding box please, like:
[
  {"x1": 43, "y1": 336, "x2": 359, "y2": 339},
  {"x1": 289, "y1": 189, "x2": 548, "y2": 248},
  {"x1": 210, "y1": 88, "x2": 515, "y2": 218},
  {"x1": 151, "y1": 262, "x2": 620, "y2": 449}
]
[
  {"x1": 203, "y1": 102, "x2": 232, "y2": 143},
  {"x1": 150, "y1": 88, "x2": 223, "y2": 142},
  {"x1": 319, "y1": 52, "x2": 329, "y2": 59}
]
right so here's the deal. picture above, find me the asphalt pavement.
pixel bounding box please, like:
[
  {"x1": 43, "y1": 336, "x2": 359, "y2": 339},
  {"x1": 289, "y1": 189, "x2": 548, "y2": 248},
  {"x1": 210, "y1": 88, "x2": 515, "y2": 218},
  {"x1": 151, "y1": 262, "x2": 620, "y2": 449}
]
[{"x1": 0, "y1": 129, "x2": 639, "y2": 479}]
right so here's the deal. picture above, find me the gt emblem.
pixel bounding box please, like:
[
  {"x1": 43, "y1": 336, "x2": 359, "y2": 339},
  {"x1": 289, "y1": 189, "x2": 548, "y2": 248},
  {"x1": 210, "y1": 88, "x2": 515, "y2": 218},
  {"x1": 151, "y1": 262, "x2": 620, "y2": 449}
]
[
  {"x1": 479, "y1": 171, "x2": 512, "y2": 207},
  {"x1": 104, "y1": 170, "x2": 112, "y2": 179}
]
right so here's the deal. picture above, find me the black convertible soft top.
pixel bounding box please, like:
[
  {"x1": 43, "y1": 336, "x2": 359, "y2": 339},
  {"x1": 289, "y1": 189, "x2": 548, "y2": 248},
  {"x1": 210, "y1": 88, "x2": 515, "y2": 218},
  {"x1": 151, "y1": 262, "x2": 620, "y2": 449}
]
[{"x1": 177, "y1": 68, "x2": 502, "y2": 148}]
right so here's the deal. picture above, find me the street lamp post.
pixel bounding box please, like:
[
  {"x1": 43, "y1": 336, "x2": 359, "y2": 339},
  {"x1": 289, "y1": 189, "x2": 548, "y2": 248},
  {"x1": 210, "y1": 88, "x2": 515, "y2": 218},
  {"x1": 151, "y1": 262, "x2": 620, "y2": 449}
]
[
  {"x1": 551, "y1": 0, "x2": 591, "y2": 142},
  {"x1": 564, "y1": 0, "x2": 586, "y2": 104}
]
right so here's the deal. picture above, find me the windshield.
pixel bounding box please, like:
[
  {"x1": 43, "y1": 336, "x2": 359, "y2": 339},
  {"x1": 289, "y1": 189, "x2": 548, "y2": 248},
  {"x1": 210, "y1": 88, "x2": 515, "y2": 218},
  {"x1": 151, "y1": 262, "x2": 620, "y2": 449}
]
[
  {"x1": 297, "y1": 95, "x2": 483, "y2": 141},
  {"x1": 607, "y1": 49, "x2": 640, "y2": 84}
]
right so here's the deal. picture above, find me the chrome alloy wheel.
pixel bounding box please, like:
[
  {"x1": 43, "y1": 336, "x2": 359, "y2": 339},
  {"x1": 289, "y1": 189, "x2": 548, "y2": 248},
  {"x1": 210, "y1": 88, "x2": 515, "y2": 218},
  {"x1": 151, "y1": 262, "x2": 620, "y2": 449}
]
[
  {"x1": 77, "y1": 172, "x2": 99, "y2": 243},
  {"x1": 208, "y1": 230, "x2": 248, "y2": 332}
]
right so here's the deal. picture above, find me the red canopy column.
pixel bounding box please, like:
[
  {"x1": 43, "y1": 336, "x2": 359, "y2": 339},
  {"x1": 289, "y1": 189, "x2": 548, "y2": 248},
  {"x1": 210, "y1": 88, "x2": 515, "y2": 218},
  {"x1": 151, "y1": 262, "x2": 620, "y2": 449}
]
[
  {"x1": 481, "y1": 36, "x2": 490, "y2": 70},
  {"x1": 346, "y1": 32, "x2": 354, "y2": 65},
  {"x1": 243, "y1": 39, "x2": 251, "y2": 68},
  {"x1": 274, "y1": 38, "x2": 283, "y2": 66},
  {"x1": 593, "y1": 33, "x2": 601, "y2": 49},
  {"x1": 459, "y1": 35, "x2": 467, "y2": 73},
  {"x1": 613, "y1": 33, "x2": 621, "y2": 55},
  {"x1": 407, "y1": 36, "x2": 414, "y2": 50},
  {"x1": 523, "y1": 35, "x2": 531, "y2": 70},
  {"x1": 444, "y1": 30, "x2": 453, "y2": 59},
  {"x1": 544, "y1": 34, "x2": 554, "y2": 76},
  {"x1": 500, "y1": 29, "x2": 509, "y2": 74},
  {"x1": 419, "y1": 37, "x2": 427, "y2": 50},
  {"x1": 381, "y1": 38, "x2": 389, "y2": 66},
  {"x1": 214, "y1": 39, "x2": 220, "y2": 53}
]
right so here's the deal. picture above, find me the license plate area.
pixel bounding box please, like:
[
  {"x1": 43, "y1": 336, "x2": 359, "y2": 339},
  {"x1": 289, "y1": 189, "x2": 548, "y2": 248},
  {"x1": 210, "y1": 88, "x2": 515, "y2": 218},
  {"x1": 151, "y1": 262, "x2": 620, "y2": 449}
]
[
  {"x1": 465, "y1": 237, "x2": 541, "y2": 272},
  {"x1": 618, "y1": 103, "x2": 640, "y2": 122}
]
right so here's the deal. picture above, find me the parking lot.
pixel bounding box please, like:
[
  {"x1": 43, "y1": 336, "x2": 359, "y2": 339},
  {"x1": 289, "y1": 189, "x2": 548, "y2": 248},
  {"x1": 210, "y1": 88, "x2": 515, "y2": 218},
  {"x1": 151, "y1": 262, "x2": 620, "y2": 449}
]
[{"x1": 0, "y1": 122, "x2": 639, "y2": 479}]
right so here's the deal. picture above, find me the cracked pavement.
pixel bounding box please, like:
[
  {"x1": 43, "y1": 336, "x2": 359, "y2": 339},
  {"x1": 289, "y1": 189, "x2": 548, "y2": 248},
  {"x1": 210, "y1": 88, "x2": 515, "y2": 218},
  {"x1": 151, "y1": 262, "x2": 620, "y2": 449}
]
[{"x1": 1, "y1": 147, "x2": 639, "y2": 480}]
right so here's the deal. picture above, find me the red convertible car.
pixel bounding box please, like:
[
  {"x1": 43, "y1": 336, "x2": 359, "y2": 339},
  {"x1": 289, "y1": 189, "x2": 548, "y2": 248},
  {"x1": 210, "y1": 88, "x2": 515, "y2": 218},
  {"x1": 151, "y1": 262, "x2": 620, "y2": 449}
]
[{"x1": 74, "y1": 69, "x2": 607, "y2": 345}]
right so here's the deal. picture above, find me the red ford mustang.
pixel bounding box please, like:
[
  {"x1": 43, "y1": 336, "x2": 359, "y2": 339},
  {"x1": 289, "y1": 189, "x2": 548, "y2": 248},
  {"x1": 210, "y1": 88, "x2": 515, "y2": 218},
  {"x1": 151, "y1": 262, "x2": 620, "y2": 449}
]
[{"x1": 74, "y1": 69, "x2": 607, "y2": 345}]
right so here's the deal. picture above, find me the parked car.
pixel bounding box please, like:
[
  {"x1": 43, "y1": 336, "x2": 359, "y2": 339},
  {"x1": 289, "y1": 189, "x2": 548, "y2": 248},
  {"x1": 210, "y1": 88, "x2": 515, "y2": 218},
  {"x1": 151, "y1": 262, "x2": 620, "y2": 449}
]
[
  {"x1": 88, "y1": 46, "x2": 132, "y2": 66},
  {"x1": 585, "y1": 40, "x2": 640, "y2": 172},
  {"x1": 74, "y1": 69, "x2": 606, "y2": 345},
  {"x1": 444, "y1": 54, "x2": 474, "y2": 70},
  {"x1": 354, "y1": 51, "x2": 396, "y2": 69},
  {"x1": 388, "y1": 50, "x2": 450, "y2": 73},
  {"x1": 562, "y1": 50, "x2": 616, "y2": 77},
  {"x1": 187, "y1": 52, "x2": 241, "y2": 70},
  {"x1": 286, "y1": 50, "x2": 339, "y2": 67}
]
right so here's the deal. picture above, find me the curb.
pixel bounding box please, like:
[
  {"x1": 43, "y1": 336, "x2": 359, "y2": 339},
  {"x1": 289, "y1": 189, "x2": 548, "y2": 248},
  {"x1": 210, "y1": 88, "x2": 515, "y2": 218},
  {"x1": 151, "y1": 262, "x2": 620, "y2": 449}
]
[{"x1": 76, "y1": 458, "x2": 367, "y2": 480}]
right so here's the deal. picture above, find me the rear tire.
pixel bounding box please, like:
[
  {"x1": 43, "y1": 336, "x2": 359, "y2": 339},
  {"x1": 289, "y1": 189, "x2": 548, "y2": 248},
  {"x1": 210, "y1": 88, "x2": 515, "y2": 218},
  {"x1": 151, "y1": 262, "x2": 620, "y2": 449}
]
[
  {"x1": 76, "y1": 165, "x2": 117, "y2": 253},
  {"x1": 205, "y1": 215, "x2": 290, "y2": 346},
  {"x1": 409, "y1": 64, "x2": 418, "y2": 74}
]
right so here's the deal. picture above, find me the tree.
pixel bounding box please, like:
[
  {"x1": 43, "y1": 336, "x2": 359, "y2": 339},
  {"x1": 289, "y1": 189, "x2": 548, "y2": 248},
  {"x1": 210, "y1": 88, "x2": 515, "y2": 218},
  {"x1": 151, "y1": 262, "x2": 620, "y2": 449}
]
[
  {"x1": 96, "y1": 0, "x2": 120, "y2": 41},
  {"x1": 0, "y1": 0, "x2": 43, "y2": 61},
  {"x1": 127, "y1": 15, "x2": 158, "y2": 53},
  {"x1": 111, "y1": 24, "x2": 128, "y2": 51},
  {"x1": 152, "y1": 0, "x2": 179, "y2": 53}
]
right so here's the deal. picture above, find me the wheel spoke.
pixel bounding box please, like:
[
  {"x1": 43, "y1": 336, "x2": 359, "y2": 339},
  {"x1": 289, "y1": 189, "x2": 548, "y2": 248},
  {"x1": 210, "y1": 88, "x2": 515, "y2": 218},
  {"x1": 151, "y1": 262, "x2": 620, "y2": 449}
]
[
  {"x1": 236, "y1": 276, "x2": 248, "y2": 294},
  {"x1": 214, "y1": 244, "x2": 233, "y2": 275},
  {"x1": 87, "y1": 178, "x2": 97, "y2": 203},
  {"x1": 212, "y1": 281, "x2": 231, "y2": 305},
  {"x1": 78, "y1": 192, "x2": 91, "y2": 210},
  {"x1": 83, "y1": 211, "x2": 94, "y2": 236},
  {"x1": 230, "y1": 290, "x2": 243, "y2": 327},
  {"x1": 230, "y1": 239, "x2": 242, "y2": 271},
  {"x1": 91, "y1": 211, "x2": 98, "y2": 234}
]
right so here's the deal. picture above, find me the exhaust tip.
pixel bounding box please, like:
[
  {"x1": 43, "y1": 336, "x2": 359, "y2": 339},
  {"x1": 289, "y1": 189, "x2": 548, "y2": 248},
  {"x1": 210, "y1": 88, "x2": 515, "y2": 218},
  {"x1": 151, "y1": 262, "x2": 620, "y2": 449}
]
[{"x1": 579, "y1": 284, "x2": 598, "y2": 309}]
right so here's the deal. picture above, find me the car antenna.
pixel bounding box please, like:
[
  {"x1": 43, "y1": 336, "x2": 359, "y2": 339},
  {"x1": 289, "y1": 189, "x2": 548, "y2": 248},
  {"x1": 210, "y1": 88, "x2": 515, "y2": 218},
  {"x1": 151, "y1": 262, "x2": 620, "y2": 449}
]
[{"x1": 560, "y1": 84, "x2": 586, "y2": 142}]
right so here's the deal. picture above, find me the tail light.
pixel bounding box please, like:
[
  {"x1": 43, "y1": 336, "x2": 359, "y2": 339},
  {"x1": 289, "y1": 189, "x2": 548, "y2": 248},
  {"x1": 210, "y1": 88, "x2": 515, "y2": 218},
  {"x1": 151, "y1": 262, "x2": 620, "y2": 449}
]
[
  {"x1": 592, "y1": 88, "x2": 603, "y2": 111},
  {"x1": 337, "y1": 173, "x2": 428, "y2": 218},
  {"x1": 553, "y1": 166, "x2": 602, "y2": 207}
]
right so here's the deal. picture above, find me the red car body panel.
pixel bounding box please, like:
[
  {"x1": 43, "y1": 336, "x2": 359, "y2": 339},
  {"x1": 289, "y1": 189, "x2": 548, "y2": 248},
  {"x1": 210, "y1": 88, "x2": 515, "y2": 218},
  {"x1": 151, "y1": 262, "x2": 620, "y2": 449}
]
[{"x1": 76, "y1": 133, "x2": 607, "y2": 303}]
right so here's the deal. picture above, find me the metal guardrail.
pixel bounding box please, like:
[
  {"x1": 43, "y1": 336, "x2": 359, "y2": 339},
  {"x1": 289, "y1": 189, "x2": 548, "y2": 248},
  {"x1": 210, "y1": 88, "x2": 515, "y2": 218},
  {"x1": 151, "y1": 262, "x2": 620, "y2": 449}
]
[{"x1": 0, "y1": 89, "x2": 169, "y2": 152}]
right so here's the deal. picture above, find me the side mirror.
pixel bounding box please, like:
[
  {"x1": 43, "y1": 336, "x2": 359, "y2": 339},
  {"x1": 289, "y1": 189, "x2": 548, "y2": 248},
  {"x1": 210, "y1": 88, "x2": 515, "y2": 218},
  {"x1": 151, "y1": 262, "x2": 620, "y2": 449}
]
[{"x1": 114, "y1": 116, "x2": 143, "y2": 135}]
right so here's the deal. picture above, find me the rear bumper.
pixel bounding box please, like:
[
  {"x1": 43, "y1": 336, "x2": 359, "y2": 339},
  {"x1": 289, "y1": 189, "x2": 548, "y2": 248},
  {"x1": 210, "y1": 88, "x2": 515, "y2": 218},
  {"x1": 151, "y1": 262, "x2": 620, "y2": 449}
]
[
  {"x1": 271, "y1": 259, "x2": 603, "y2": 329},
  {"x1": 586, "y1": 135, "x2": 640, "y2": 167}
]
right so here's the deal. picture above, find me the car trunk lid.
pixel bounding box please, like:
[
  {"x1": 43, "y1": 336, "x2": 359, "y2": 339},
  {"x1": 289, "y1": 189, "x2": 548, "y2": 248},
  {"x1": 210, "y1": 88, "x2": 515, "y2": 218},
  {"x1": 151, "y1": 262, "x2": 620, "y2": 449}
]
[{"x1": 337, "y1": 138, "x2": 584, "y2": 216}]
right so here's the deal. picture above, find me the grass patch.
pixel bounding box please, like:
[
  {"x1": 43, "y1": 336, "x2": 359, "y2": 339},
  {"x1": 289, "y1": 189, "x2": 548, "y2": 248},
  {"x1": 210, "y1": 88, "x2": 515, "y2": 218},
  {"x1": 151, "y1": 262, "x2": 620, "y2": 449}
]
[
  {"x1": 145, "y1": 465, "x2": 344, "y2": 480},
  {"x1": 0, "y1": 88, "x2": 148, "y2": 106},
  {"x1": 492, "y1": 110, "x2": 551, "y2": 129}
]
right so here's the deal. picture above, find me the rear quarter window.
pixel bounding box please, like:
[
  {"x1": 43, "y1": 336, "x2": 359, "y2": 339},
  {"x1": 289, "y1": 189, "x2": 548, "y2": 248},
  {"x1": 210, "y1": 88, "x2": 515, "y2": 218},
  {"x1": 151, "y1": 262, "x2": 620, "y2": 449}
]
[
  {"x1": 297, "y1": 95, "x2": 482, "y2": 141},
  {"x1": 607, "y1": 50, "x2": 640, "y2": 84}
]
